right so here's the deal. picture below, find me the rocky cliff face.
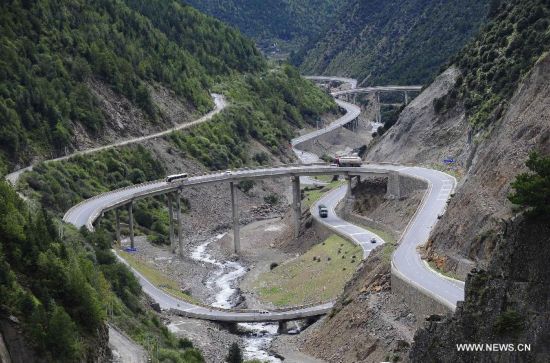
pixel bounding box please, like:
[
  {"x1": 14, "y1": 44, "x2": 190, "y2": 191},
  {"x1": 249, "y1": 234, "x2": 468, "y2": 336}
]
[
  {"x1": 410, "y1": 215, "x2": 550, "y2": 362},
  {"x1": 366, "y1": 66, "x2": 469, "y2": 165},
  {"x1": 426, "y1": 53, "x2": 550, "y2": 276}
]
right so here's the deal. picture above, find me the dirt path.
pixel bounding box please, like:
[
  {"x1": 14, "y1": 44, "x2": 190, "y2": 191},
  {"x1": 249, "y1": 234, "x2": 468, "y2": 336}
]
[{"x1": 5, "y1": 94, "x2": 226, "y2": 187}]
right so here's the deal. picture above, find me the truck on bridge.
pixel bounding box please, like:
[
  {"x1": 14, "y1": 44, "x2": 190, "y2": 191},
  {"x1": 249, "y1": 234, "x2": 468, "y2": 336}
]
[{"x1": 336, "y1": 155, "x2": 362, "y2": 167}]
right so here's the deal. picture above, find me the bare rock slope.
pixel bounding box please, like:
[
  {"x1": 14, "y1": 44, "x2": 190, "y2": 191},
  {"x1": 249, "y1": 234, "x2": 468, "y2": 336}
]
[
  {"x1": 367, "y1": 54, "x2": 550, "y2": 277},
  {"x1": 367, "y1": 66, "x2": 469, "y2": 165}
]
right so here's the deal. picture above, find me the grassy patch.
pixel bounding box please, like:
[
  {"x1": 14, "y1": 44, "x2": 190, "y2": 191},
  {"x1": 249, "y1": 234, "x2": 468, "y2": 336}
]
[
  {"x1": 303, "y1": 179, "x2": 345, "y2": 208},
  {"x1": 381, "y1": 243, "x2": 397, "y2": 264},
  {"x1": 253, "y1": 235, "x2": 362, "y2": 306},
  {"x1": 117, "y1": 250, "x2": 199, "y2": 304}
]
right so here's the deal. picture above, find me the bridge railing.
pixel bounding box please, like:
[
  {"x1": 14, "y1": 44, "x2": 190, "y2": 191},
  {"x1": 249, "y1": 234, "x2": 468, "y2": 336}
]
[{"x1": 166, "y1": 298, "x2": 335, "y2": 316}]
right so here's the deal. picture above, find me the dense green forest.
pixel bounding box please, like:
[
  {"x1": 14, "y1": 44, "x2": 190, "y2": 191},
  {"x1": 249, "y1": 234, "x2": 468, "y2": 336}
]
[
  {"x1": 295, "y1": 0, "x2": 490, "y2": 86},
  {"x1": 434, "y1": 0, "x2": 550, "y2": 129},
  {"x1": 0, "y1": 0, "x2": 264, "y2": 174},
  {"x1": 19, "y1": 66, "x2": 336, "y2": 242},
  {"x1": 169, "y1": 65, "x2": 337, "y2": 169},
  {"x1": 183, "y1": 0, "x2": 342, "y2": 56},
  {"x1": 0, "y1": 181, "x2": 204, "y2": 362}
]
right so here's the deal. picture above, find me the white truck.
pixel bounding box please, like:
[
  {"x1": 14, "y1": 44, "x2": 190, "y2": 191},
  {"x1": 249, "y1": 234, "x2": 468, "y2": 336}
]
[{"x1": 336, "y1": 156, "x2": 362, "y2": 167}]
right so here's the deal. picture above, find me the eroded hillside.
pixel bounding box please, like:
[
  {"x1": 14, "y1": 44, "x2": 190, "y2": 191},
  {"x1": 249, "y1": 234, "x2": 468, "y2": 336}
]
[{"x1": 367, "y1": 0, "x2": 550, "y2": 276}]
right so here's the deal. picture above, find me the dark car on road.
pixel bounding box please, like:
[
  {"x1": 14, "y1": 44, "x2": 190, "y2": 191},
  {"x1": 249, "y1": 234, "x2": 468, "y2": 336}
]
[{"x1": 318, "y1": 204, "x2": 329, "y2": 218}]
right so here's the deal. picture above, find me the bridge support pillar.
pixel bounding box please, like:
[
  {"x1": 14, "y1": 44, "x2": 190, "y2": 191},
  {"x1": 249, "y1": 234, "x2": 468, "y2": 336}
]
[
  {"x1": 346, "y1": 175, "x2": 353, "y2": 200},
  {"x1": 405, "y1": 91, "x2": 409, "y2": 105},
  {"x1": 128, "y1": 202, "x2": 135, "y2": 249},
  {"x1": 292, "y1": 176, "x2": 301, "y2": 238},
  {"x1": 230, "y1": 181, "x2": 240, "y2": 255},
  {"x1": 386, "y1": 171, "x2": 401, "y2": 199},
  {"x1": 115, "y1": 209, "x2": 121, "y2": 243},
  {"x1": 167, "y1": 193, "x2": 175, "y2": 253},
  {"x1": 177, "y1": 192, "x2": 184, "y2": 257},
  {"x1": 376, "y1": 92, "x2": 381, "y2": 124},
  {"x1": 278, "y1": 320, "x2": 290, "y2": 334}
]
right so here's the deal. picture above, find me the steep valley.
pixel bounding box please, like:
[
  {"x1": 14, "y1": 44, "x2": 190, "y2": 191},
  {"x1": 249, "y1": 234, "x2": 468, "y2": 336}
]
[{"x1": 1, "y1": 0, "x2": 549, "y2": 362}]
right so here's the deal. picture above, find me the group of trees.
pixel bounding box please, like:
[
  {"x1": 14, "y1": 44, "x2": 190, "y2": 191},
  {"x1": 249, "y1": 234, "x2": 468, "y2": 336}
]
[
  {"x1": 0, "y1": 0, "x2": 265, "y2": 170},
  {"x1": 0, "y1": 180, "x2": 106, "y2": 360},
  {"x1": 435, "y1": 0, "x2": 550, "y2": 128},
  {"x1": 21, "y1": 145, "x2": 165, "y2": 212},
  {"x1": 509, "y1": 152, "x2": 550, "y2": 219},
  {"x1": 168, "y1": 65, "x2": 337, "y2": 170},
  {"x1": 0, "y1": 179, "x2": 205, "y2": 361},
  {"x1": 184, "y1": 0, "x2": 342, "y2": 54},
  {"x1": 296, "y1": 0, "x2": 490, "y2": 86}
]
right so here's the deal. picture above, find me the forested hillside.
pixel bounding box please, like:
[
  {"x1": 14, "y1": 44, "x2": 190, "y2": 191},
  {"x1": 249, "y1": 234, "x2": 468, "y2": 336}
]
[
  {"x1": 0, "y1": 0, "x2": 263, "y2": 174},
  {"x1": 0, "y1": 0, "x2": 339, "y2": 361},
  {"x1": 295, "y1": 0, "x2": 490, "y2": 86},
  {"x1": 183, "y1": 0, "x2": 342, "y2": 56},
  {"x1": 434, "y1": 0, "x2": 550, "y2": 129},
  {"x1": 19, "y1": 65, "x2": 336, "y2": 235},
  {"x1": 0, "y1": 180, "x2": 204, "y2": 362}
]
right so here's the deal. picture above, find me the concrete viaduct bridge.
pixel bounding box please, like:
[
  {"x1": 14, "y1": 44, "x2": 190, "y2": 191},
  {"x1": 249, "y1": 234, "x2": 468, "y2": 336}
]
[
  {"x1": 305, "y1": 76, "x2": 422, "y2": 124},
  {"x1": 62, "y1": 161, "x2": 425, "y2": 324},
  {"x1": 59, "y1": 77, "x2": 464, "y2": 324}
]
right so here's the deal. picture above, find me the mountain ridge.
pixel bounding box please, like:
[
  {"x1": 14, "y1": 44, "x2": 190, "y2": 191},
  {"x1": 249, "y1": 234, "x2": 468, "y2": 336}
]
[{"x1": 295, "y1": 0, "x2": 490, "y2": 86}]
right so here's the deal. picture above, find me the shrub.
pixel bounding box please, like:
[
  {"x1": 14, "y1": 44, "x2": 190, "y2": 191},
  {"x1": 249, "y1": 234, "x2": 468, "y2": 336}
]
[
  {"x1": 494, "y1": 309, "x2": 524, "y2": 336},
  {"x1": 226, "y1": 342, "x2": 243, "y2": 363},
  {"x1": 264, "y1": 194, "x2": 279, "y2": 205},
  {"x1": 238, "y1": 180, "x2": 255, "y2": 194},
  {"x1": 508, "y1": 152, "x2": 550, "y2": 218}
]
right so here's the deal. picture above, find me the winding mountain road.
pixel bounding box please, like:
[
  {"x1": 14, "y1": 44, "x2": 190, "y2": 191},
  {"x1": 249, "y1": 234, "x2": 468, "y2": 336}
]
[
  {"x1": 7, "y1": 77, "x2": 464, "y2": 323},
  {"x1": 5, "y1": 94, "x2": 226, "y2": 186}
]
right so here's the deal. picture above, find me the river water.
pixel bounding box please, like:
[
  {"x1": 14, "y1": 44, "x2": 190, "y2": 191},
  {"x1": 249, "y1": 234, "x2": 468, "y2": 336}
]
[{"x1": 190, "y1": 233, "x2": 282, "y2": 362}]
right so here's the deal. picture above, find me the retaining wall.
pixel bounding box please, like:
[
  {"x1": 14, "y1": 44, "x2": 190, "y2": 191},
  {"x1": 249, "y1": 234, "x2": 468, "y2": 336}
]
[
  {"x1": 397, "y1": 172, "x2": 427, "y2": 198},
  {"x1": 391, "y1": 268, "x2": 454, "y2": 318}
]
